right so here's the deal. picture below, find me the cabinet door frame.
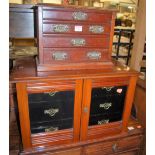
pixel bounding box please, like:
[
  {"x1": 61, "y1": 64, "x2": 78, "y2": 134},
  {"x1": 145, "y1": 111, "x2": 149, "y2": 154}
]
[
  {"x1": 80, "y1": 76, "x2": 137, "y2": 141},
  {"x1": 16, "y1": 79, "x2": 83, "y2": 149}
]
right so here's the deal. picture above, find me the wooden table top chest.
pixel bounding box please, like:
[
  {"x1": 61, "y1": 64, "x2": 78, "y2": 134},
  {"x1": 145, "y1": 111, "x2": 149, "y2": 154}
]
[{"x1": 36, "y1": 4, "x2": 117, "y2": 71}]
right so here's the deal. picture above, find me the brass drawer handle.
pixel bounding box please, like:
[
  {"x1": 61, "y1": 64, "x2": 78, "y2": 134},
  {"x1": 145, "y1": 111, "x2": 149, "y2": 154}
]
[
  {"x1": 102, "y1": 86, "x2": 114, "y2": 91},
  {"x1": 99, "y1": 103, "x2": 112, "y2": 110},
  {"x1": 52, "y1": 52, "x2": 68, "y2": 61},
  {"x1": 89, "y1": 25, "x2": 104, "y2": 34},
  {"x1": 45, "y1": 127, "x2": 59, "y2": 132},
  {"x1": 51, "y1": 24, "x2": 70, "y2": 33},
  {"x1": 72, "y1": 11, "x2": 88, "y2": 20},
  {"x1": 87, "y1": 51, "x2": 101, "y2": 60},
  {"x1": 98, "y1": 119, "x2": 109, "y2": 125},
  {"x1": 44, "y1": 108, "x2": 59, "y2": 117},
  {"x1": 45, "y1": 91, "x2": 57, "y2": 96},
  {"x1": 112, "y1": 143, "x2": 118, "y2": 152},
  {"x1": 71, "y1": 38, "x2": 86, "y2": 46},
  {"x1": 44, "y1": 88, "x2": 58, "y2": 96}
]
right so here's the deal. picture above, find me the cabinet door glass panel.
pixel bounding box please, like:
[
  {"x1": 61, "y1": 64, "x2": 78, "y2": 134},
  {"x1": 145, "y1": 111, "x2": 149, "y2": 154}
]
[
  {"x1": 89, "y1": 86, "x2": 127, "y2": 126},
  {"x1": 28, "y1": 90, "x2": 74, "y2": 134}
]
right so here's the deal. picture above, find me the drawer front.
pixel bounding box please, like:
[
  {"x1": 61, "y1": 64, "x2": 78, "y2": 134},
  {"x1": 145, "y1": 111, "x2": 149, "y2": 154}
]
[
  {"x1": 84, "y1": 135, "x2": 143, "y2": 155},
  {"x1": 28, "y1": 90, "x2": 74, "y2": 103},
  {"x1": 28, "y1": 91, "x2": 74, "y2": 123},
  {"x1": 29, "y1": 100, "x2": 74, "y2": 122},
  {"x1": 42, "y1": 9, "x2": 112, "y2": 23},
  {"x1": 92, "y1": 86, "x2": 127, "y2": 98},
  {"x1": 118, "y1": 151, "x2": 139, "y2": 155},
  {"x1": 90, "y1": 86, "x2": 127, "y2": 115},
  {"x1": 31, "y1": 118, "x2": 73, "y2": 134},
  {"x1": 43, "y1": 23, "x2": 111, "y2": 35},
  {"x1": 89, "y1": 113, "x2": 122, "y2": 126},
  {"x1": 43, "y1": 148, "x2": 82, "y2": 155},
  {"x1": 43, "y1": 48, "x2": 109, "y2": 64},
  {"x1": 90, "y1": 96, "x2": 125, "y2": 116},
  {"x1": 42, "y1": 36, "x2": 109, "y2": 48}
]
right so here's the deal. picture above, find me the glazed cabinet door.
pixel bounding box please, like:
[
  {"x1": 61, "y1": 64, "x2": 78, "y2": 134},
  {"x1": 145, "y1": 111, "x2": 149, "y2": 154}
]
[
  {"x1": 16, "y1": 79, "x2": 83, "y2": 149},
  {"x1": 80, "y1": 76, "x2": 137, "y2": 141}
]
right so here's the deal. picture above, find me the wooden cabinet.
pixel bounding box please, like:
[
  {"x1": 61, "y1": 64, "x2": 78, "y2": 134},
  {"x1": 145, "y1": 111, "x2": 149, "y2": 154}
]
[
  {"x1": 9, "y1": 4, "x2": 144, "y2": 155},
  {"x1": 10, "y1": 58, "x2": 144, "y2": 154}
]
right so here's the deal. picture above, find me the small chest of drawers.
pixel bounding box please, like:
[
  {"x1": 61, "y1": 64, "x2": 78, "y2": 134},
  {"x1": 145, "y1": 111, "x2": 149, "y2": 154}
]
[{"x1": 36, "y1": 4, "x2": 116, "y2": 71}]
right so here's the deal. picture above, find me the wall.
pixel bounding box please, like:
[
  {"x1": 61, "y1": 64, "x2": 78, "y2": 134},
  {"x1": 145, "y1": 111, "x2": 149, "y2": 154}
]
[{"x1": 9, "y1": 0, "x2": 22, "y2": 4}]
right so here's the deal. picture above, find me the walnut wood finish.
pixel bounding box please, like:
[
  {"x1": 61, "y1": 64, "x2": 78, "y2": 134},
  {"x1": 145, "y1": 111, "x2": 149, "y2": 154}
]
[
  {"x1": 36, "y1": 4, "x2": 117, "y2": 71},
  {"x1": 122, "y1": 76, "x2": 137, "y2": 131},
  {"x1": 16, "y1": 83, "x2": 32, "y2": 149},
  {"x1": 43, "y1": 48, "x2": 110, "y2": 64},
  {"x1": 16, "y1": 78, "x2": 83, "y2": 149},
  {"x1": 10, "y1": 57, "x2": 140, "y2": 154},
  {"x1": 19, "y1": 119, "x2": 143, "y2": 154},
  {"x1": 42, "y1": 22, "x2": 111, "y2": 35}
]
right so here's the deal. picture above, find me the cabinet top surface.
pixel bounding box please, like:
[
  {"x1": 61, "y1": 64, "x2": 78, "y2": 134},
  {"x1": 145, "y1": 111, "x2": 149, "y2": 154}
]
[
  {"x1": 10, "y1": 57, "x2": 139, "y2": 83},
  {"x1": 36, "y1": 3, "x2": 117, "y2": 13}
]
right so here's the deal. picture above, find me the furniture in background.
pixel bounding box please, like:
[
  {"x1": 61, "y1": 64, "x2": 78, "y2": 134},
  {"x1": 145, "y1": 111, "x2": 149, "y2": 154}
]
[{"x1": 112, "y1": 26, "x2": 135, "y2": 66}]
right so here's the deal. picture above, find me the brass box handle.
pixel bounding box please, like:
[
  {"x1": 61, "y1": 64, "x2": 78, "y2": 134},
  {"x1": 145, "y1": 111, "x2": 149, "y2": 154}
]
[
  {"x1": 72, "y1": 11, "x2": 88, "y2": 20},
  {"x1": 87, "y1": 51, "x2": 101, "y2": 60},
  {"x1": 98, "y1": 119, "x2": 109, "y2": 125},
  {"x1": 52, "y1": 52, "x2": 68, "y2": 61},
  {"x1": 89, "y1": 25, "x2": 104, "y2": 34},
  {"x1": 51, "y1": 24, "x2": 70, "y2": 33},
  {"x1": 71, "y1": 38, "x2": 86, "y2": 46},
  {"x1": 102, "y1": 86, "x2": 114, "y2": 91},
  {"x1": 45, "y1": 127, "x2": 58, "y2": 132},
  {"x1": 99, "y1": 103, "x2": 112, "y2": 110}
]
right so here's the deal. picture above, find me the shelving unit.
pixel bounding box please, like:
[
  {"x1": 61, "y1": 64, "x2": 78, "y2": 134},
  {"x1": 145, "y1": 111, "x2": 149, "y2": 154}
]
[{"x1": 112, "y1": 27, "x2": 135, "y2": 66}]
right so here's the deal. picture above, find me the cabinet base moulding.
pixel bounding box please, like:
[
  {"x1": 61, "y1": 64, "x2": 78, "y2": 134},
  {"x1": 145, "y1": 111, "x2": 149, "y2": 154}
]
[{"x1": 36, "y1": 57, "x2": 114, "y2": 72}]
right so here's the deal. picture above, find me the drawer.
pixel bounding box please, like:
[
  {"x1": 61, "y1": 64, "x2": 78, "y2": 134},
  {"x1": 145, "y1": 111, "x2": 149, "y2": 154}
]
[
  {"x1": 31, "y1": 118, "x2": 73, "y2": 134},
  {"x1": 118, "y1": 150, "x2": 139, "y2": 155},
  {"x1": 89, "y1": 113, "x2": 122, "y2": 126},
  {"x1": 42, "y1": 9, "x2": 112, "y2": 23},
  {"x1": 84, "y1": 135, "x2": 143, "y2": 155},
  {"x1": 43, "y1": 23, "x2": 111, "y2": 35},
  {"x1": 28, "y1": 91, "x2": 74, "y2": 123},
  {"x1": 43, "y1": 48, "x2": 110, "y2": 64},
  {"x1": 42, "y1": 36, "x2": 109, "y2": 48},
  {"x1": 92, "y1": 86, "x2": 127, "y2": 98},
  {"x1": 28, "y1": 90, "x2": 74, "y2": 103},
  {"x1": 29, "y1": 100, "x2": 74, "y2": 123},
  {"x1": 90, "y1": 90, "x2": 126, "y2": 115},
  {"x1": 43, "y1": 148, "x2": 82, "y2": 155}
]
